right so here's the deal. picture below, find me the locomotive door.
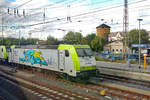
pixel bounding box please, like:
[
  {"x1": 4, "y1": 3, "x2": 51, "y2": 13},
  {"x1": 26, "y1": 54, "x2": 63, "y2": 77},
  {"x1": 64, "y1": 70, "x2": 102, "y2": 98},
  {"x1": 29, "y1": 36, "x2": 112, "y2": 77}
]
[{"x1": 59, "y1": 50, "x2": 65, "y2": 71}]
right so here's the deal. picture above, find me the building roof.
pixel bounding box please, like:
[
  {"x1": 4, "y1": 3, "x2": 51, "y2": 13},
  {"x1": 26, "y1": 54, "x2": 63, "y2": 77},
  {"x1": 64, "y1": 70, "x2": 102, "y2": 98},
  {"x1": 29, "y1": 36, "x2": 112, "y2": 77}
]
[
  {"x1": 106, "y1": 40, "x2": 123, "y2": 46},
  {"x1": 109, "y1": 32, "x2": 123, "y2": 37},
  {"x1": 96, "y1": 24, "x2": 111, "y2": 29}
]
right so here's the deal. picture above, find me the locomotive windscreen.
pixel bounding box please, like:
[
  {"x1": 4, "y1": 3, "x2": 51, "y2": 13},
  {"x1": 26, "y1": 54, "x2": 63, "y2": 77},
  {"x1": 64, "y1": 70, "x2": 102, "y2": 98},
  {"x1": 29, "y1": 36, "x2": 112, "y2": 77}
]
[{"x1": 76, "y1": 48, "x2": 94, "y2": 57}]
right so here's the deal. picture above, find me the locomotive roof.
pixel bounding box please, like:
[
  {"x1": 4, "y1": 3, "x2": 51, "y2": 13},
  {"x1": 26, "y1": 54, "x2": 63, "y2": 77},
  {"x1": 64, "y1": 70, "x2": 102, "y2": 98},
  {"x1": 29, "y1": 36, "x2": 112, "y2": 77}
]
[
  {"x1": 14, "y1": 44, "x2": 90, "y2": 49},
  {"x1": 15, "y1": 45, "x2": 59, "y2": 49}
]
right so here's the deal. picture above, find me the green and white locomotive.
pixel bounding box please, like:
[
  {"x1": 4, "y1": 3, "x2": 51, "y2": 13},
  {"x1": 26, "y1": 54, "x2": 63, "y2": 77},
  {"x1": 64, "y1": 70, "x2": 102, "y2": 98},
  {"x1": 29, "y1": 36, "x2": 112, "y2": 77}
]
[
  {"x1": 0, "y1": 46, "x2": 8, "y2": 62},
  {"x1": 1, "y1": 44, "x2": 97, "y2": 80}
]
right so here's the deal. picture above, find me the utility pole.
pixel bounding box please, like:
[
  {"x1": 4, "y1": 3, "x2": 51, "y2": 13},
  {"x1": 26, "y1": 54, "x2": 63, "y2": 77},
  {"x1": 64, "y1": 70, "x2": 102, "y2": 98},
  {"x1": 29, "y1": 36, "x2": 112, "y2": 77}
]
[
  {"x1": 19, "y1": 30, "x2": 21, "y2": 46},
  {"x1": 1, "y1": 14, "x2": 4, "y2": 45},
  {"x1": 137, "y1": 18, "x2": 143, "y2": 69},
  {"x1": 123, "y1": 0, "x2": 128, "y2": 62}
]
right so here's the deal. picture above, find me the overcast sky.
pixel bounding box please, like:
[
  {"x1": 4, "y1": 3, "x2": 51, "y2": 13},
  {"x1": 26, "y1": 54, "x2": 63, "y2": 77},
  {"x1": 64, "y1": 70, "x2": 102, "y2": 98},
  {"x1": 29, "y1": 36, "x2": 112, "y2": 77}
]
[{"x1": 0, "y1": 0, "x2": 150, "y2": 40}]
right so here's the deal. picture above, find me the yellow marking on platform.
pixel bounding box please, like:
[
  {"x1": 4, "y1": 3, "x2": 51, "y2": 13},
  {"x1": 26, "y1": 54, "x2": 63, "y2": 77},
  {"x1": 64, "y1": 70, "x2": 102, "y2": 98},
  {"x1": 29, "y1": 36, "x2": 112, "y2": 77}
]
[{"x1": 100, "y1": 90, "x2": 106, "y2": 96}]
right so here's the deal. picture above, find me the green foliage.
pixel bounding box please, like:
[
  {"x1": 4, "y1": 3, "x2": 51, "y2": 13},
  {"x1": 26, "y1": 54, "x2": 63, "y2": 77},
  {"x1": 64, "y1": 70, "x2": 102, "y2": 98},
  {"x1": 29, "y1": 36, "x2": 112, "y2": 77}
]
[
  {"x1": 91, "y1": 36, "x2": 106, "y2": 52},
  {"x1": 84, "y1": 34, "x2": 96, "y2": 45},
  {"x1": 95, "y1": 56, "x2": 111, "y2": 62},
  {"x1": 63, "y1": 32, "x2": 106, "y2": 52},
  {"x1": 63, "y1": 31, "x2": 75, "y2": 41},
  {"x1": 47, "y1": 35, "x2": 58, "y2": 45},
  {"x1": 26, "y1": 38, "x2": 39, "y2": 45},
  {"x1": 75, "y1": 32, "x2": 83, "y2": 42},
  {"x1": 80, "y1": 34, "x2": 96, "y2": 46},
  {"x1": 0, "y1": 37, "x2": 39, "y2": 46},
  {"x1": 127, "y1": 29, "x2": 149, "y2": 48},
  {"x1": 95, "y1": 56, "x2": 126, "y2": 63},
  {"x1": 63, "y1": 31, "x2": 83, "y2": 43}
]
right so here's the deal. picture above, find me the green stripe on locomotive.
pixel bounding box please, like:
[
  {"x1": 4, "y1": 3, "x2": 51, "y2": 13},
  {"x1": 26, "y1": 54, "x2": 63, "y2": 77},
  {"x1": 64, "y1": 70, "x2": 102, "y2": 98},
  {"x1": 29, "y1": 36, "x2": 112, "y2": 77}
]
[
  {"x1": 58, "y1": 44, "x2": 96, "y2": 71},
  {"x1": 0, "y1": 46, "x2": 8, "y2": 59}
]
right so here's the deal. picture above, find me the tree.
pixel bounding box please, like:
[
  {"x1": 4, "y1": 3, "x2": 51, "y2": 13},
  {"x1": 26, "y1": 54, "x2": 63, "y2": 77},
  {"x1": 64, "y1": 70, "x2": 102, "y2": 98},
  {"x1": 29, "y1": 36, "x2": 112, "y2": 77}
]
[
  {"x1": 0, "y1": 37, "x2": 39, "y2": 45},
  {"x1": 47, "y1": 35, "x2": 57, "y2": 45},
  {"x1": 127, "y1": 29, "x2": 149, "y2": 48},
  {"x1": 63, "y1": 31, "x2": 75, "y2": 41},
  {"x1": 63, "y1": 31, "x2": 83, "y2": 43},
  {"x1": 84, "y1": 33, "x2": 96, "y2": 46},
  {"x1": 27, "y1": 38, "x2": 39, "y2": 45},
  {"x1": 91, "y1": 36, "x2": 106, "y2": 52},
  {"x1": 75, "y1": 32, "x2": 83, "y2": 42}
]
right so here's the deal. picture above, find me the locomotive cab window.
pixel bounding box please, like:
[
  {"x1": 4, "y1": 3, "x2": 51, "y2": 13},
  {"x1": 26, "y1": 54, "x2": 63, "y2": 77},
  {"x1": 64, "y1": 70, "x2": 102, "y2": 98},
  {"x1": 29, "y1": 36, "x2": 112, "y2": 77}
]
[
  {"x1": 6, "y1": 48, "x2": 10, "y2": 52},
  {"x1": 65, "y1": 50, "x2": 69, "y2": 57},
  {"x1": 76, "y1": 48, "x2": 94, "y2": 57}
]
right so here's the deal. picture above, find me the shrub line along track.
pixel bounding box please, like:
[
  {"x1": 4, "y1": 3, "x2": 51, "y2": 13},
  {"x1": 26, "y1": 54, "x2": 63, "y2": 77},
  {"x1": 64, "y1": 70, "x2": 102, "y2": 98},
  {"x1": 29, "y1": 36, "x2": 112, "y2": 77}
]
[
  {"x1": 0, "y1": 67, "x2": 100, "y2": 100},
  {"x1": 1, "y1": 65, "x2": 150, "y2": 100}
]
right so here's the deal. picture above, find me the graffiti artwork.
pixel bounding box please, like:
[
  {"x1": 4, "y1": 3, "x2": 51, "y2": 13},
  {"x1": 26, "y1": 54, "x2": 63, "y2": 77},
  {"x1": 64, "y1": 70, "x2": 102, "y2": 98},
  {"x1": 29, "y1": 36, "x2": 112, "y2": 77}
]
[{"x1": 19, "y1": 50, "x2": 48, "y2": 66}]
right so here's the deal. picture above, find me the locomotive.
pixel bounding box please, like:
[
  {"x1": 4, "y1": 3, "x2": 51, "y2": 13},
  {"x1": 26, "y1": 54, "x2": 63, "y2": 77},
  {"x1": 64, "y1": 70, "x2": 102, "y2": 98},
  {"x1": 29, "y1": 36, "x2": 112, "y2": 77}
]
[{"x1": 0, "y1": 44, "x2": 97, "y2": 81}]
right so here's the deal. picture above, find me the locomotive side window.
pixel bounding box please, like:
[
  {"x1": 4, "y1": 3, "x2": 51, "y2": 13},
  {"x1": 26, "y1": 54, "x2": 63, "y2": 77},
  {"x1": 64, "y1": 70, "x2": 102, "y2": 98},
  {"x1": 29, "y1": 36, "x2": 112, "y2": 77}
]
[
  {"x1": 1, "y1": 48, "x2": 3, "y2": 52},
  {"x1": 65, "y1": 50, "x2": 69, "y2": 57}
]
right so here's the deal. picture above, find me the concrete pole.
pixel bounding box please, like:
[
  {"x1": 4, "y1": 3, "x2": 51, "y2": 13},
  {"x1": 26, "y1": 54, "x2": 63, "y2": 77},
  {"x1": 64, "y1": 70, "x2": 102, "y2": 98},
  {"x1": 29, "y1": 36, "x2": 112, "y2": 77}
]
[
  {"x1": 123, "y1": 0, "x2": 128, "y2": 62},
  {"x1": 1, "y1": 15, "x2": 4, "y2": 45},
  {"x1": 19, "y1": 30, "x2": 21, "y2": 46},
  {"x1": 137, "y1": 18, "x2": 143, "y2": 68}
]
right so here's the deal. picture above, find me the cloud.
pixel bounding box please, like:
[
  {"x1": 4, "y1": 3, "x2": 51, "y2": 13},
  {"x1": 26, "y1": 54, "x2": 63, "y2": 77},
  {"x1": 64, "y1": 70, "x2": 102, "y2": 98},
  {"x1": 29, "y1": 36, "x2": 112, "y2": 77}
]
[
  {"x1": 0, "y1": 0, "x2": 10, "y2": 8},
  {"x1": 1, "y1": 0, "x2": 150, "y2": 39}
]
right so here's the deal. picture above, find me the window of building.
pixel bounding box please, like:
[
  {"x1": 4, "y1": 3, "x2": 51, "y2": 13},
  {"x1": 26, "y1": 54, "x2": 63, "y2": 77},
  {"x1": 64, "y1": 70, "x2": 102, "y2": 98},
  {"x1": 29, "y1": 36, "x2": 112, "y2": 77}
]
[
  {"x1": 116, "y1": 49, "x2": 118, "y2": 51},
  {"x1": 112, "y1": 49, "x2": 114, "y2": 52},
  {"x1": 120, "y1": 49, "x2": 122, "y2": 52}
]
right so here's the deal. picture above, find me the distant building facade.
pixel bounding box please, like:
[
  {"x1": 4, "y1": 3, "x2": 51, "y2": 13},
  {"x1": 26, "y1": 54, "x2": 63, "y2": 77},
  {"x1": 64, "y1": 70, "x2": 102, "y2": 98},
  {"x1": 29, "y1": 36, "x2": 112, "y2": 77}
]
[
  {"x1": 96, "y1": 24, "x2": 110, "y2": 41},
  {"x1": 104, "y1": 41, "x2": 125, "y2": 54}
]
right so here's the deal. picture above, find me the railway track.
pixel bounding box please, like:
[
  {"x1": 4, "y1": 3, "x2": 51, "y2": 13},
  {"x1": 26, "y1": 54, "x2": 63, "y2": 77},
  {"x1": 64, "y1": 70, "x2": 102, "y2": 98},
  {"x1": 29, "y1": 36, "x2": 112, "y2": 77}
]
[
  {"x1": 20, "y1": 68, "x2": 150, "y2": 99},
  {"x1": 1, "y1": 65, "x2": 150, "y2": 100},
  {"x1": 0, "y1": 96, "x2": 5, "y2": 100},
  {"x1": 91, "y1": 83, "x2": 150, "y2": 100},
  {"x1": 99, "y1": 73, "x2": 150, "y2": 88},
  {"x1": 0, "y1": 67, "x2": 100, "y2": 100}
]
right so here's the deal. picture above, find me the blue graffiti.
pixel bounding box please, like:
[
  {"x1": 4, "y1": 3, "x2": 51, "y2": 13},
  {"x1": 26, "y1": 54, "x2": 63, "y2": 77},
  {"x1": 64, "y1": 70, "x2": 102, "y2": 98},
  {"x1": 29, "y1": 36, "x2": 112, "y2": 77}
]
[{"x1": 19, "y1": 50, "x2": 48, "y2": 66}]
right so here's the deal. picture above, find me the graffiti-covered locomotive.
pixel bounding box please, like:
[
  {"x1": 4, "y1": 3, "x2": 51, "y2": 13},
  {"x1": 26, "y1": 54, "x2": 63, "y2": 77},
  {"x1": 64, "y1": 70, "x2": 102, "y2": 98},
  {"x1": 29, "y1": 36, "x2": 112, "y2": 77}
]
[{"x1": 0, "y1": 44, "x2": 97, "y2": 80}]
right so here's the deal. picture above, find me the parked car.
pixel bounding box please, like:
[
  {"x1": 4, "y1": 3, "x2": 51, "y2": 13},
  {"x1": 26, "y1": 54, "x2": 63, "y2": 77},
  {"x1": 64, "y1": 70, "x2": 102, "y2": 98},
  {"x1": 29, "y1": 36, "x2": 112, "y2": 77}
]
[
  {"x1": 98, "y1": 52, "x2": 112, "y2": 59},
  {"x1": 128, "y1": 54, "x2": 138, "y2": 61}
]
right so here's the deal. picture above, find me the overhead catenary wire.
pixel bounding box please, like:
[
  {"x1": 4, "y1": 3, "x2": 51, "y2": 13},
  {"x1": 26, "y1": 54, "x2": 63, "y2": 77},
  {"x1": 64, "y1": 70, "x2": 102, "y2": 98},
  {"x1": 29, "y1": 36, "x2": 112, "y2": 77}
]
[
  {"x1": 2, "y1": 0, "x2": 150, "y2": 34},
  {"x1": 3, "y1": 0, "x2": 149, "y2": 23}
]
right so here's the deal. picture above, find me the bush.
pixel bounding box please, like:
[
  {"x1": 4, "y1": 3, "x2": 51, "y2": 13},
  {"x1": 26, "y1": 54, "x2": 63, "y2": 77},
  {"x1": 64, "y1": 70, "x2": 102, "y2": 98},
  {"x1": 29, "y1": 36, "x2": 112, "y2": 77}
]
[
  {"x1": 95, "y1": 56, "x2": 111, "y2": 62},
  {"x1": 95, "y1": 56, "x2": 126, "y2": 63},
  {"x1": 130, "y1": 60, "x2": 137, "y2": 64}
]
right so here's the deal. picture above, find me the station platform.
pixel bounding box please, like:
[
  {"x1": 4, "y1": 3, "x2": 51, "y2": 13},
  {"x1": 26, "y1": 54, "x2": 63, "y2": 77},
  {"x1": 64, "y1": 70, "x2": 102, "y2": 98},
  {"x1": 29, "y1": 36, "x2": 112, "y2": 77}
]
[{"x1": 96, "y1": 61, "x2": 150, "y2": 81}]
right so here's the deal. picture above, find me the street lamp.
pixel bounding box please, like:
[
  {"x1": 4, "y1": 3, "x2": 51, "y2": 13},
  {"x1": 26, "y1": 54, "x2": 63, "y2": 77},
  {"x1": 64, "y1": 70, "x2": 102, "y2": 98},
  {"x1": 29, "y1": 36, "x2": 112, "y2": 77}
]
[{"x1": 137, "y1": 18, "x2": 143, "y2": 68}]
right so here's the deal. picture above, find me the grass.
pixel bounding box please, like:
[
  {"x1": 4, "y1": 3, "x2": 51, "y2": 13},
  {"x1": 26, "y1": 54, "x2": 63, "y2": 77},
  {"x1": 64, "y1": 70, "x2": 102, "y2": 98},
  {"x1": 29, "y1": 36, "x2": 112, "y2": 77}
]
[
  {"x1": 95, "y1": 56, "x2": 111, "y2": 62},
  {"x1": 95, "y1": 56, "x2": 126, "y2": 63},
  {"x1": 95, "y1": 56, "x2": 149, "y2": 65}
]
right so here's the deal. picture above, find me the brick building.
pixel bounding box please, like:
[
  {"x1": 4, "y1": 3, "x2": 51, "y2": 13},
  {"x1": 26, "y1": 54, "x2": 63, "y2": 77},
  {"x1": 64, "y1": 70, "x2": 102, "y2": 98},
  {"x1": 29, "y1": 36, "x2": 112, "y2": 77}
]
[{"x1": 96, "y1": 24, "x2": 110, "y2": 41}]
